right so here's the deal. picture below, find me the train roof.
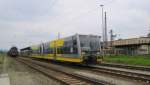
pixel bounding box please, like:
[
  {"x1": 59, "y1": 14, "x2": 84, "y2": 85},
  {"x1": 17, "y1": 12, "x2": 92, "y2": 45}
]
[
  {"x1": 21, "y1": 34, "x2": 101, "y2": 50},
  {"x1": 20, "y1": 47, "x2": 31, "y2": 50}
]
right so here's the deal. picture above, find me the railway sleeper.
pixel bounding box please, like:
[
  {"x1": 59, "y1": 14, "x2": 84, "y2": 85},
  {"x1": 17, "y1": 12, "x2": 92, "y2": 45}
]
[{"x1": 92, "y1": 69, "x2": 150, "y2": 83}]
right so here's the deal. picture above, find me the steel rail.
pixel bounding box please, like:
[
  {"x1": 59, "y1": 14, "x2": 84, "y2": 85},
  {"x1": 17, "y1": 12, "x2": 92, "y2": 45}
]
[
  {"x1": 100, "y1": 63, "x2": 150, "y2": 71},
  {"x1": 89, "y1": 65, "x2": 150, "y2": 83},
  {"x1": 16, "y1": 57, "x2": 112, "y2": 85}
]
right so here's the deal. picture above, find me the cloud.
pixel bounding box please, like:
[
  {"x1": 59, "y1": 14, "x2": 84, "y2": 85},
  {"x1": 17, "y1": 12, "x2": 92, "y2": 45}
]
[{"x1": 0, "y1": 0, "x2": 150, "y2": 49}]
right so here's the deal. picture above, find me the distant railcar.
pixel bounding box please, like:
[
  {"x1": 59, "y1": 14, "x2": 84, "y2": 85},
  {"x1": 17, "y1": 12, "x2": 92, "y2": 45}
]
[
  {"x1": 20, "y1": 34, "x2": 102, "y2": 64},
  {"x1": 8, "y1": 47, "x2": 19, "y2": 57},
  {"x1": 20, "y1": 47, "x2": 32, "y2": 57}
]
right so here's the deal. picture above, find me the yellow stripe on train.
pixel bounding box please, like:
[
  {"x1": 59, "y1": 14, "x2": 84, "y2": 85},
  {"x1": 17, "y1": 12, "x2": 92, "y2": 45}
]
[
  {"x1": 31, "y1": 55, "x2": 82, "y2": 63},
  {"x1": 56, "y1": 57, "x2": 82, "y2": 62}
]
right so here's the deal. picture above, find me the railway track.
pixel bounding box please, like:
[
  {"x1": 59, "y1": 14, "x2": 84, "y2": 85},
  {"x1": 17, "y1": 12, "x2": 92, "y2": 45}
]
[
  {"x1": 100, "y1": 63, "x2": 150, "y2": 71},
  {"x1": 89, "y1": 65, "x2": 150, "y2": 83},
  {"x1": 15, "y1": 57, "x2": 111, "y2": 85},
  {"x1": 16, "y1": 57, "x2": 150, "y2": 84}
]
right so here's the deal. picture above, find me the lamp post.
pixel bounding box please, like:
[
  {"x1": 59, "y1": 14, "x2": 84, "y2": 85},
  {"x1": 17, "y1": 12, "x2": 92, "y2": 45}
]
[{"x1": 100, "y1": 4, "x2": 105, "y2": 59}]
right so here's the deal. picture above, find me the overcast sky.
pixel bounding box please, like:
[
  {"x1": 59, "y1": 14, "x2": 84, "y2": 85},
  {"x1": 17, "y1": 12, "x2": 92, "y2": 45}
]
[{"x1": 0, "y1": 0, "x2": 150, "y2": 50}]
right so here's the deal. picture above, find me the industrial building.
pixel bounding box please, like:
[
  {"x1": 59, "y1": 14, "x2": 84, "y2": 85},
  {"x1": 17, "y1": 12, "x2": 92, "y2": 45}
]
[{"x1": 112, "y1": 37, "x2": 150, "y2": 55}]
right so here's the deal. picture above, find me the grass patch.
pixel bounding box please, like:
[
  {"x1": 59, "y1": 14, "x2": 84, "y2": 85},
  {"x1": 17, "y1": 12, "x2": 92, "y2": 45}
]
[
  {"x1": 103, "y1": 55, "x2": 150, "y2": 66},
  {"x1": 0, "y1": 54, "x2": 5, "y2": 64}
]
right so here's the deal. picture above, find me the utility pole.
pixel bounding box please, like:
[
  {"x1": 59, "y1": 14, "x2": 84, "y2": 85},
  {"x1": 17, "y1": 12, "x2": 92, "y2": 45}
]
[
  {"x1": 104, "y1": 12, "x2": 108, "y2": 48},
  {"x1": 110, "y1": 29, "x2": 114, "y2": 47}
]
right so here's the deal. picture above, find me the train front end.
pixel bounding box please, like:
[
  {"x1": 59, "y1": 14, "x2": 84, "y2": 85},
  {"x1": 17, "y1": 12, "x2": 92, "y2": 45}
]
[
  {"x1": 81, "y1": 51, "x2": 102, "y2": 64},
  {"x1": 77, "y1": 35, "x2": 102, "y2": 64}
]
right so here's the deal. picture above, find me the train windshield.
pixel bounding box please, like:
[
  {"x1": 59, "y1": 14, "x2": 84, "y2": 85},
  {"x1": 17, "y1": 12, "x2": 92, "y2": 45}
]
[{"x1": 79, "y1": 35, "x2": 101, "y2": 53}]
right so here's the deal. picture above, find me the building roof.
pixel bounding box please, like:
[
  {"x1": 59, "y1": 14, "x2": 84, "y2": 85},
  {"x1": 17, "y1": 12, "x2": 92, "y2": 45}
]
[{"x1": 113, "y1": 37, "x2": 150, "y2": 46}]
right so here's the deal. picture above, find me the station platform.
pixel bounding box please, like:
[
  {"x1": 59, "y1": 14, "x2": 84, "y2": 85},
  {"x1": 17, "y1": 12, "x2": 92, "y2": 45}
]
[{"x1": 0, "y1": 73, "x2": 10, "y2": 85}]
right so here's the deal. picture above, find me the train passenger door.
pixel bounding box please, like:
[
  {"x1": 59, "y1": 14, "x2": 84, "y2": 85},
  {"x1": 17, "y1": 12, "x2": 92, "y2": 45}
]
[{"x1": 39, "y1": 44, "x2": 44, "y2": 56}]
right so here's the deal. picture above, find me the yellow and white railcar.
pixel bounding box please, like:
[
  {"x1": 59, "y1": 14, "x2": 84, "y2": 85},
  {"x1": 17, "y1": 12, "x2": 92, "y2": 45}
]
[{"x1": 21, "y1": 34, "x2": 102, "y2": 64}]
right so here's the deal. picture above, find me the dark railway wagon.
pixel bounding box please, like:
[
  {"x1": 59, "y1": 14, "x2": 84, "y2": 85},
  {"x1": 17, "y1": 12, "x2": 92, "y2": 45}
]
[{"x1": 7, "y1": 47, "x2": 19, "y2": 57}]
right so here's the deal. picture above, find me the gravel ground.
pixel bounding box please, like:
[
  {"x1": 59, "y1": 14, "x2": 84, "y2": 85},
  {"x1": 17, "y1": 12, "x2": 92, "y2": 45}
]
[
  {"x1": 23, "y1": 58, "x2": 149, "y2": 85},
  {"x1": 2, "y1": 56, "x2": 149, "y2": 85},
  {"x1": 1, "y1": 56, "x2": 62, "y2": 85},
  {"x1": 75, "y1": 71, "x2": 148, "y2": 85},
  {"x1": 0, "y1": 65, "x2": 2, "y2": 74}
]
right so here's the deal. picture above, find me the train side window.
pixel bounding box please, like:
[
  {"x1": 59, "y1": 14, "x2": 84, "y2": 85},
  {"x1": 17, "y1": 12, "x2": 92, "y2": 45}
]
[
  {"x1": 50, "y1": 48, "x2": 54, "y2": 54},
  {"x1": 57, "y1": 47, "x2": 61, "y2": 54},
  {"x1": 73, "y1": 40, "x2": 77, "y2": 45},
  {"x1": 73, "y1": 47, "x2": 78, "y2": 54},
  {"x1": 70, "y1": 47, "x2": 73, "y2": 53},
  {"x1": 60, "y1": 38, "x2": 78, "y2": 54}
]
